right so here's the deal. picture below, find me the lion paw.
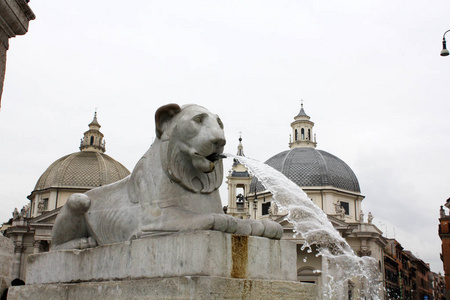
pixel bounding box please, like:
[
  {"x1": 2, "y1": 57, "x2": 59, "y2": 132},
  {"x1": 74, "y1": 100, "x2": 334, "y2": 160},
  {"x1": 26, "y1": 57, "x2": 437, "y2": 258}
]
[
  {"x1": 235, "y1": 219, "x2": 263, "y2": 236},
  {"x1": 261, "y1": 219, "x2": 283, "y2": 239},
  {"x1": 234, "y1": 219, "x2": 283, "y2": 239},
  {"x1": 79, "y1": 237, "x2": 98, "y2": 249},
  {"x1": 212, "y1": 214, "x2": 238, "y2": 233}
]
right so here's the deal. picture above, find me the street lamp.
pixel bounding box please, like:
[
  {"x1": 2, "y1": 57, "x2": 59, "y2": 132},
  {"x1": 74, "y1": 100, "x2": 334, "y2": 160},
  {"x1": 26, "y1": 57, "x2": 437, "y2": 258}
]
[
  {"x1": 245, "y1": 180, "x2": 258, "y2": 219},
  {"x1": 440, "y1": 30, "x2": 450, "y2": 56}
]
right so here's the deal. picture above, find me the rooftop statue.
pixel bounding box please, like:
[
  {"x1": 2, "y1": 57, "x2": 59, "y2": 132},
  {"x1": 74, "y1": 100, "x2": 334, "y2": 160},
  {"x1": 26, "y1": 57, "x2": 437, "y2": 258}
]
[{"x1": 51, "y1": 104, "x2": 283, "y2": 250}]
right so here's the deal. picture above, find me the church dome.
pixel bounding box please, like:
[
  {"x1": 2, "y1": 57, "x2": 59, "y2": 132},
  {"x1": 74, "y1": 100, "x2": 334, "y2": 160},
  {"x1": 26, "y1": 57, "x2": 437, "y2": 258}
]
[
  {"x1": 261, "y1": 147, "x2": 360, "y2": 193},
  {"x1": 31, "y1": 112, "x2": 130, "y2": 194},
  {"x1": 34, "y1": 151, "x2": 130, "y2": 191},
  {"x1": 252, "y1": 103, "x2": 360, "y2": 194}
]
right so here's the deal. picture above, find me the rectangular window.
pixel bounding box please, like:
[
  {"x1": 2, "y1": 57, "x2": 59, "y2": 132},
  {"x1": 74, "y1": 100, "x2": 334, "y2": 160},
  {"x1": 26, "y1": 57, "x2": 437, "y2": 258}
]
[
  {"x1": 43, "y1": 198, "x2": 49, "y2": 211},
  {"x1": 340, "y1": 201, "x2": 350, "y2": 215},
  {"x1": 262, "y1": 202, "x2": 271, "y2": 215}
]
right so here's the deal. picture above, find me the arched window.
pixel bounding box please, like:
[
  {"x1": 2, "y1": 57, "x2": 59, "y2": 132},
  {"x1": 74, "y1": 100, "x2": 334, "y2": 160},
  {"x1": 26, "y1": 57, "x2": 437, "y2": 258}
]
[
  {"x1": 295, "y1": 129, "x2": 298, "y2": 141},
  {"x1": 308, "y1": 129, "x2": 311, "y2": 140},
  {"x1": 90, "y1": 136, "x2": 94, "y2": 145},
  {"x1": 301, "y1": 128, "x2": 305, "y2": 140},
  {"x1": 297, "y1": 266, "x2": 319, "y2": 284}
]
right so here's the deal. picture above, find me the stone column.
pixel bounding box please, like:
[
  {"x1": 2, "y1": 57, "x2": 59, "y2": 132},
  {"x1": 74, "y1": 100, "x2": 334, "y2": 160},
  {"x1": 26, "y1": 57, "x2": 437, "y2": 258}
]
[
  {"x1": 33, "y1": 241, "x2": 41, "y2": 254},
  {"x1": 0, "y1": 0, "x2": 35, "y2": 105},
  {"x1": 11, "y1": 243, "x2": 24, "y2": 280}
]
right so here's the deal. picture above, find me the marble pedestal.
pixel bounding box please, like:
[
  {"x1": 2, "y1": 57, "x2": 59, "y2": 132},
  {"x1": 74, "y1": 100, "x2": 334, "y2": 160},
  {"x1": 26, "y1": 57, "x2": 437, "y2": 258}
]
[{"x1": 10, "y1": 231, "x2": 317, "y2": 299}]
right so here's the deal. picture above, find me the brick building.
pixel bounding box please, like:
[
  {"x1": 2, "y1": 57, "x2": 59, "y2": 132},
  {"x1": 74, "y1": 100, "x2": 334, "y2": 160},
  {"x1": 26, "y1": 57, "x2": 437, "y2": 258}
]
[
  {"x1": 384, "y1": 239, "x2": 435, "y2": 300},
  {"x1": 439, "y1": 201, "x2": 450, "y2": 299}
]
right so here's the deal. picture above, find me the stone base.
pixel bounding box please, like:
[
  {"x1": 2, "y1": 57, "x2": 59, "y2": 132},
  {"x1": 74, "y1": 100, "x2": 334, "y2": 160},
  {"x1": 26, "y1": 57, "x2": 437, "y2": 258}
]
[
  {"x1": 26, "y1": 231, "x2": 297, "y2": 284},
  {"x1": 8, "y1": 276, "x2": 318, "y2": 300},
  {"x1": 19, "y1": 231, "x2": 317, "y2": 299}
]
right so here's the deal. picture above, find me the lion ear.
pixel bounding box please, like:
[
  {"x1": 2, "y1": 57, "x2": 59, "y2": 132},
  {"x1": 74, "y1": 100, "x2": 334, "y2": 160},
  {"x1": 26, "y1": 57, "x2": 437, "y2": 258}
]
[{"x1": 155, "y1": 103, "x2": 182, "y2": 139}]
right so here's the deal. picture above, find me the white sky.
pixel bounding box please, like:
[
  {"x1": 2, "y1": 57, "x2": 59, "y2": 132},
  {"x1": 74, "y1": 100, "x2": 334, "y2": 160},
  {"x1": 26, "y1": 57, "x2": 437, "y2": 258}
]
[{"x1": 1, "y1": 0, "x2": 449, "y2": 274}]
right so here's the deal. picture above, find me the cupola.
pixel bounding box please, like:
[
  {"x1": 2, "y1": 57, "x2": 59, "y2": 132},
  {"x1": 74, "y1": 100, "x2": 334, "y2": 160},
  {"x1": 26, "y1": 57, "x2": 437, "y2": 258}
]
[
  {"x1": 80, "y1": 111, "x2": 106, "y2": 153},
  {"x1": 289, "y1": 101, "x2": 317, "y2": 149}
]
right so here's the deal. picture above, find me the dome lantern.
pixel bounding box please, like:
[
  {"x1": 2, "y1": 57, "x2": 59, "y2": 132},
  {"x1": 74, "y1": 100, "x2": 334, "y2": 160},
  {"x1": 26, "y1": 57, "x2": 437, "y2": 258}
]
[
  {"x1": 289, "y1": 101, "x2": 317, "y2": 149},
  {"x1": 80, "y1": 111, "x2": 106, "y2": 153}
]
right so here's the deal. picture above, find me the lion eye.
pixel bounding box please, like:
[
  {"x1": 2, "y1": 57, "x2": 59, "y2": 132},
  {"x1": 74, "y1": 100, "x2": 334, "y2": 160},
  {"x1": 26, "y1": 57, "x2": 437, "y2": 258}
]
[
  {"x1": 193, "y1": 115, "x2": 204, "y2": 124},
  {"x1": 217, "y1": 117, "x2": 224, "y2": 129}
]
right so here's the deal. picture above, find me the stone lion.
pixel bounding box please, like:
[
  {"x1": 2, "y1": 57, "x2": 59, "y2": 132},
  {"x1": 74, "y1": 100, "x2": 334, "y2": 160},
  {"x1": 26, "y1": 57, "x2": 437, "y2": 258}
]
[{"x1": 52, "y1": 104, "x2": 283, "y2": 250}]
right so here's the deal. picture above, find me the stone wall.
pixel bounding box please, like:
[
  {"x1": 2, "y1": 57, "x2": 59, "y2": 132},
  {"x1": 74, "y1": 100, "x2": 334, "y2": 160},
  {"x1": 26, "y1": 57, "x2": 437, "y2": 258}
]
[{"x1": 0, "y1": 235, "x2": 14, "y2": 296}]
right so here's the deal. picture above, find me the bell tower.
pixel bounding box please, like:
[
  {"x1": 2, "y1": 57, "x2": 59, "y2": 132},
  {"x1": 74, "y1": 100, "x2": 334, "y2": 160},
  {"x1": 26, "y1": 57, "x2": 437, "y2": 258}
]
[
  {"x1": 289, "y1": 101, "x2": 317, "y2": 149},
  {"x1": 226, "y1": 136, "x2": 252, "y2": 219}
]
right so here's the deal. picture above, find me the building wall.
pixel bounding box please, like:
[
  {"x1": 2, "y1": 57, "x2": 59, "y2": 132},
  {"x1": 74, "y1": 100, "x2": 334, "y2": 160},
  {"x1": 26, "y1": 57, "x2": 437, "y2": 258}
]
[{"x1": 439, "y1": 216, "x2": 450, "y2": 294}]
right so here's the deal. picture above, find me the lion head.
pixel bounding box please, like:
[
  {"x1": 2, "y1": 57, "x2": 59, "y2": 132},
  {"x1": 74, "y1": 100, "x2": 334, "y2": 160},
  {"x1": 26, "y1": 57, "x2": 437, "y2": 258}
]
[{"x1": 156, "y1": 104, "x2": 226, "y2": 194}]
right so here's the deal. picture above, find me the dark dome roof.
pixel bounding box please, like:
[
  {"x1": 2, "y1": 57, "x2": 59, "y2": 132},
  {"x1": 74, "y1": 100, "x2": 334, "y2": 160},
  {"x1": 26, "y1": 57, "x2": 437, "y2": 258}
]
[
  {"x1": 253, "y1": 147, "x2": 360, "y2": 193},
  {"x1": 33, "y1": 151, "x2": 130, "y2": 191}
]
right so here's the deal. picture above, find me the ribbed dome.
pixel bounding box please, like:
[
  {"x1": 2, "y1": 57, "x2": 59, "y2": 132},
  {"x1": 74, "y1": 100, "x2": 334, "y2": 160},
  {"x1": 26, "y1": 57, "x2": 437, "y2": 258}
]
[
  {"x1": 253, "y1": 147, "x2": 360, "y2": 193},
  {"x1": 34, "y1": 151, "x2": 130, "y2": 191}
]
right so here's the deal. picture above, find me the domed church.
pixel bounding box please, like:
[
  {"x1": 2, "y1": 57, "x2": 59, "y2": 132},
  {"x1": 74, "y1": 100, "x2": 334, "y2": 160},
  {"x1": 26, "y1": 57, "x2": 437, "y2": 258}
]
[
  {"x1": 226, "y1": 103, "x2": 386, "y2": 293},
  {"x1": 5, "y1": 113, "x2": 130, "y2": 280},
  {"x1": 28, "y1": 112, "x2": 130, "y2": 218},
  {"x1": 252, "y1": 103, "x2": 363, "y2": 221}
]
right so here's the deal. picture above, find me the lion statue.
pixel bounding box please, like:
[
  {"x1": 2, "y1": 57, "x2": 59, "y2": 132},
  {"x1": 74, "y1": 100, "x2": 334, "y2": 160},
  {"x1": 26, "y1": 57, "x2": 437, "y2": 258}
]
[{"x1": 51, "y1": 104, "x2": 283, "y2": 250}]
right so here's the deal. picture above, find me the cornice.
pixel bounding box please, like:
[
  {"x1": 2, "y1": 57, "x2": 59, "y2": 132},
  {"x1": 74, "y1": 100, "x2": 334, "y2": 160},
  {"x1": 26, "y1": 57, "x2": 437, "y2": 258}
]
[{"x1": 0, "y1": 0, "x2": 35, "y2": 48}]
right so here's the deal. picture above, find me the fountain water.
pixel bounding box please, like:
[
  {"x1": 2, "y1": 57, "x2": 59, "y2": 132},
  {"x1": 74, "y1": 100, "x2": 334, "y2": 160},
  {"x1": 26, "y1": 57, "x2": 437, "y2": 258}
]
[{"x1": 228, "y1": 154, "x2": 383, "y2": 299}]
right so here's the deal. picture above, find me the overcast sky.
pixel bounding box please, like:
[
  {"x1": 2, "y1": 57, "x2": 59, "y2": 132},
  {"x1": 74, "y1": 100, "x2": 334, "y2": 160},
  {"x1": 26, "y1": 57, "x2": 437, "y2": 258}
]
[{"x1": 1, "y1": 0, "x2": 449, "y2": 274}]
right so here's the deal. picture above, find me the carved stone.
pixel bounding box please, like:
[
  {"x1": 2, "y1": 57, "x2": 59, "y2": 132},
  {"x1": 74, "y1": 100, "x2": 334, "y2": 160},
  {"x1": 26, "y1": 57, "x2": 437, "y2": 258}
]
[
  {"x1": 51, "y1": 104, "x2": 283, "y2": 250},
  {"x1": 368, "y1": 212, "x2": 374, "y2": 224},
  {"x1": 358, "y1": 249, "x2": 372, "y2": 257}
]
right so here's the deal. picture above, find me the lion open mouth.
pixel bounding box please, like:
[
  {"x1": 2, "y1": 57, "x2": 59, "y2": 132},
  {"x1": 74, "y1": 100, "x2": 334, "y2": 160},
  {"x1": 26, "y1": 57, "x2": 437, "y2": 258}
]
[
  {"x1": 205, "y1": 153, "x2": 226, "y2": 162},
  {"x1": 193, "y1": 153, "x2": 226, "y2": 173}
]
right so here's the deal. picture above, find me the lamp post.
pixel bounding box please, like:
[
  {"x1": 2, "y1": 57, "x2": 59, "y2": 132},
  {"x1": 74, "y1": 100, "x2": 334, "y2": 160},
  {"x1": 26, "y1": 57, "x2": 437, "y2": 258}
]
[
  {"x1": 245, "y1": 180, "x2": 258, "y2": 219},
  {"x1": 252, "y1": 181, "x2": 258, "y2": 219},
  {"x1": 440, "y1": 30, "x2": 450, "y2": 56}
]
